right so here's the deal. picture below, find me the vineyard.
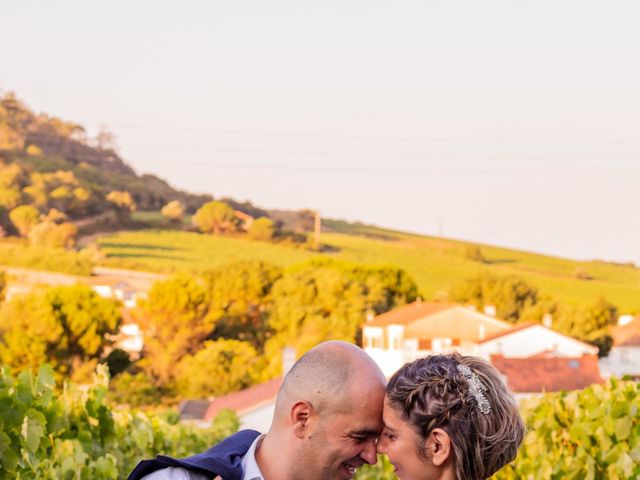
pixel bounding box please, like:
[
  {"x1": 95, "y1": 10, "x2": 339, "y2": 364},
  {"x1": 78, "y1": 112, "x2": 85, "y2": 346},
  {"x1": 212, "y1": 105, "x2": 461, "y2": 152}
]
[
  {"x1": 0, "y1": 364, "x2": 638, "y2": 479},
  {"x1": 0, "y1": 365, "x2": 237, "y2": 479}
]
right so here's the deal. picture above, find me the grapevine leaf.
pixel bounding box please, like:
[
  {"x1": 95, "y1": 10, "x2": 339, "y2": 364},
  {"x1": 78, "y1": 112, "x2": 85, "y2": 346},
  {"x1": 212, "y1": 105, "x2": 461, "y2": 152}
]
[{"x1": 21, "y1": 409, "x2": 47, "y2": 453}]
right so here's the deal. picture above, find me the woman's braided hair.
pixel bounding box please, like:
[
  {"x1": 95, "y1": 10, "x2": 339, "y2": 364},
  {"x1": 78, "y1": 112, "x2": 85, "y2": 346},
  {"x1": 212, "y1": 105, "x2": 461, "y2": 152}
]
[{"x1": 386, "y1": 354, "x2": 525, "y2": 480}]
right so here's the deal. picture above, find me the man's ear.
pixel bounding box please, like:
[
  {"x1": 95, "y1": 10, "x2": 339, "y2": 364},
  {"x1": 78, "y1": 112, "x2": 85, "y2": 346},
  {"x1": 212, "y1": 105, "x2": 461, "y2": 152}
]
[
  {"x1": 426, "y1": 428, "x2": 452, "y2": 467},
  {"x1": 290, "y1": 401, "x2": 313, "y2": 439}
]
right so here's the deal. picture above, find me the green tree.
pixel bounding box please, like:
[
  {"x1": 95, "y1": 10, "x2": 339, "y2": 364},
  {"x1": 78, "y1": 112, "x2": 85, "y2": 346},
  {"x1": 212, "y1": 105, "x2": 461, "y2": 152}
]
[
  {"x1": 248, "y1": 216, "x2": 276, "y2": 241},
  {"x1": 138, "y1": 273, "x2": 212, "y2": 384},
  {"x1": 0, "y1": 284, "x2": 121, "y2": 381},
  {"x1": 204, "y1": 260, "x2": 282, "y2": 348},
  {"x1": 267, "y1": 264, "x2": 368, "y2": 359},
  {"x1": 0, "y1": 187, "x2": 22, "y2": 210},
  {"x1": 174, "y1": 339, "x2": 263, "y2": 398},
  {"x1": 9, "y1": 204, "x2": 40, "y2": 236},
  {"x1": 464, "y1": 245, "x2": 486, "y2": 263},
  {"x1": 161, "y1": 200, "x2": 185, "y2": 223},
  {"x1": 449, "y1": 273, "x2": 538, "y2": 323},
  {"x1": 554, "y1": 297, "x2": 617, "y2": 356},
  {"x1": 192, "y1": 200, "x2": 239, "y2": 234},
  {"x1": 108, "y1": 370, "x2": 161, "y2": 407},
  {"x1": 28, "y1": 220, "x2": 77, "y2": 249},
  {"x1": 106, "y1": 190, "x2": 136, "y2": 223}
]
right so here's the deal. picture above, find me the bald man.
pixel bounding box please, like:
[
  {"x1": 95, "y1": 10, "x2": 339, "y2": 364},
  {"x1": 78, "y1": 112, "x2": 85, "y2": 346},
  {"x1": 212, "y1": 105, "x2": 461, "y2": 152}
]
[{"x1": 129, "y1": 341, "x2": 386, "y2": 480}]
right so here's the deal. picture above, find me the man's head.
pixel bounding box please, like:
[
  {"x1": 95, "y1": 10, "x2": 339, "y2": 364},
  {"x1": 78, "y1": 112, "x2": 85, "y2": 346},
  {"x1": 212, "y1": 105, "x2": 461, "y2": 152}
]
[{"x1": 265, "y1": 341, "x2": 386, "y2": 480}]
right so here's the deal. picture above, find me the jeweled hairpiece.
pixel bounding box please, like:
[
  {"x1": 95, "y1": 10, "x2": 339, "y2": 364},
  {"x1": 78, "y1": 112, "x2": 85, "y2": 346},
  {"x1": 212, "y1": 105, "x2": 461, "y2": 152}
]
[{"x1": 456, "y1": 364, "x2": 491, "y2": 415}]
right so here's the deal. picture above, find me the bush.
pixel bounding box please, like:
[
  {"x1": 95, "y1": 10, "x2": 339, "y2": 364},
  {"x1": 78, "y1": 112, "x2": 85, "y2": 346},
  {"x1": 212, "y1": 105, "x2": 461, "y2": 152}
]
[
  {"x1": 248, "y1": 216, "x2": 276, "y2": 241},
  {"x1": 0, "y1": 364, "x2": 235, "y2": 479},
  {"x1": 28, "y1": 220, "x2": 77, "y2": 249}
]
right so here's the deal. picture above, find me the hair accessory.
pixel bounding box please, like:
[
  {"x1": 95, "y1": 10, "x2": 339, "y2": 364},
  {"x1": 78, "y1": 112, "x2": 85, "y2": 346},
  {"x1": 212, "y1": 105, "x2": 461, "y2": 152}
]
[{"x1": 456, "y1": 364, "x2": 491, "y2": 415}]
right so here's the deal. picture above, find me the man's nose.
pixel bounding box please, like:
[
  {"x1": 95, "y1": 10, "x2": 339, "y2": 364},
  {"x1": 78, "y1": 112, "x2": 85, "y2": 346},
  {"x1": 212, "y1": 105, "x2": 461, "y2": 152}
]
[{"x1": 360, "y1": 438, "x2": 378, "y2": 465}]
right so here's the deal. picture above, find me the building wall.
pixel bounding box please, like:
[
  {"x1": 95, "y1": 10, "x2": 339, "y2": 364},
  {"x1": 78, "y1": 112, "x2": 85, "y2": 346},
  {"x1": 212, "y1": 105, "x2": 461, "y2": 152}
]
[
  {"x1": 478, "y1": 325, "x2": 597, "y2": 358},
  {"x1": 240, "y1": 402, "x2": 275, "y2": 433},
  {"x1": 599, "y1": 346, "x2": 640, "y2": 378}
]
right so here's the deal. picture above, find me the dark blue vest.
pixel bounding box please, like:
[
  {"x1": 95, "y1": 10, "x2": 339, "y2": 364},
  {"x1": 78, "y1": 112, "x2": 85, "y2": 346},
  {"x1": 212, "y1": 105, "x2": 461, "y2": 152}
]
[{"x1": 128, "y1": 429, "x2": 262, "y2": 480}]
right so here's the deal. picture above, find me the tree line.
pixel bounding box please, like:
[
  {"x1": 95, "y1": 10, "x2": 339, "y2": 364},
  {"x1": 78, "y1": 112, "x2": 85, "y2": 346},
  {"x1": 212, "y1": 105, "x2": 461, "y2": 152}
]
[{"x1": 0, "y1": 258, "x2": 418, "y2": 405}]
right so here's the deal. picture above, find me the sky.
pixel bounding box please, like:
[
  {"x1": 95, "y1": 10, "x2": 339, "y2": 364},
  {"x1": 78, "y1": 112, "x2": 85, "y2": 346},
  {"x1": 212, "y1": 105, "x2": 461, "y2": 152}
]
[{"x1": 1, "y1": 0, "x2": 639, "y2": 264}]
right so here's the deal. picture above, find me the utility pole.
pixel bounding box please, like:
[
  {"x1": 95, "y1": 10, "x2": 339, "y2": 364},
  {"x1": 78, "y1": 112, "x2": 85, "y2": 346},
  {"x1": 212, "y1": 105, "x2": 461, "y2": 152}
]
[{"x1": 314, "y1": 210, "x2": 321, "y2": 251}]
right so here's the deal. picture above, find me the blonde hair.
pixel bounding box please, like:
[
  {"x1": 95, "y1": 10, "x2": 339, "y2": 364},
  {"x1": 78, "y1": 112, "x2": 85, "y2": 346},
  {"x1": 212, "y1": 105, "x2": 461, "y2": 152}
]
[{"x1": 386, "y1": 354, "x2": 525, "y2": 480}]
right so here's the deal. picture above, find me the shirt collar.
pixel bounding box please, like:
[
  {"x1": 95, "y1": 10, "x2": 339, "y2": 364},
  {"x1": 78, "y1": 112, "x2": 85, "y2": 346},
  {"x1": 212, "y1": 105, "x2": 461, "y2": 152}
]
[{"x1": 241, "y1": 434, "x2": 265, "y2": 480}]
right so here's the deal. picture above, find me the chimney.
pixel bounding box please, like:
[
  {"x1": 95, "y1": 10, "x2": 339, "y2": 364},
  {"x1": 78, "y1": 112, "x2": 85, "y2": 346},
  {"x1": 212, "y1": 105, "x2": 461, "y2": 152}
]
[
  {"x1": 366, "y1": 309, "x2": 375, "y2": 322},
  {"x1": 483, "y1": 305, "x2": 496, "y2": 317},
  {"x1": 282, "y1": 347, "x2": 296, "y2": 375},
  {"x1": 618, "y1": 315, "x2": 633, "y2": 327},
  {"x1": 542, "y1": 313, "x2": 553, "y2": 328}
]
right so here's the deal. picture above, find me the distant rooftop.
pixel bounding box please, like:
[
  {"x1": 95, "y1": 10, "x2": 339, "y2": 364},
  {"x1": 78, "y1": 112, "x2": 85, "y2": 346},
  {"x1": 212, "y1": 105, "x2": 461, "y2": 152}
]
[{"x1": 491, "y1": 354, "x2": 603, "y2": 393}]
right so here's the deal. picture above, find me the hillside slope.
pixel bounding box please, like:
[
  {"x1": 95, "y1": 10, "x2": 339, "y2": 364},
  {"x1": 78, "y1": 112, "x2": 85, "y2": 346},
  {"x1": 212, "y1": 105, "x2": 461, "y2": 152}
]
[{"x1": 96, "y1": 220, "x2": 640, "y2": 313}]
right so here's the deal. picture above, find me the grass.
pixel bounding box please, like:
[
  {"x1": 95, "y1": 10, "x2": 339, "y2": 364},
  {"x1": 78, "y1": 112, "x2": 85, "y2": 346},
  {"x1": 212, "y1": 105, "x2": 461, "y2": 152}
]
[{"x1": 93, "y1": 219, "x2": 640, "y2": 313}]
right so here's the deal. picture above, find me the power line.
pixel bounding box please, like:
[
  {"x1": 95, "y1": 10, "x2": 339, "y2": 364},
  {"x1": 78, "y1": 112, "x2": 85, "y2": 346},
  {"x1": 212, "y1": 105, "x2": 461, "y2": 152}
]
[
  {"x1": 117, "y1": 141, "x2": 640, "y2": 161},
  {"x1": 128, "y1": 158, "x2": 640, "y2": 175},
  {"x1": 80, "y1": 121, "x2": 640, "y2": 146}
]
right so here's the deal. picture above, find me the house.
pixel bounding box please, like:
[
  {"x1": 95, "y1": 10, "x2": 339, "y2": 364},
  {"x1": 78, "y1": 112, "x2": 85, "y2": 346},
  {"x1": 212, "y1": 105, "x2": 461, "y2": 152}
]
[
  {"x1": 234, "y1": 210, "x2": 255, "y2": 231},
  {"x1": 491, "y1": 354, "x2": 604, "y2": 399},
  {"x1": 599, "y1": 315, "x2": 640, "y2": 379},
  {"x1": 107, "y1": 308, "x2": 144, "y2": 358},
  {"x1": 180, "y1": 348, "x2": 296, "y2": 430},
  {"x1": 202, "y1": 376, "x2": 282, "y2": 432},
  {"x1": 477, "y1": 322, "x2": 599, "y2": 359},
  {"x1": 91, "y1": 280, "x2": 147, "y2": 308},
  {"x1": 362, "y1": 301, "x2": 512, "y2": 377}
]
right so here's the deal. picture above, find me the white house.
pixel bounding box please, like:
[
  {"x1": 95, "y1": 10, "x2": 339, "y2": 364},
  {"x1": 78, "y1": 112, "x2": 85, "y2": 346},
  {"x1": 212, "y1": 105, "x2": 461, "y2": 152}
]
[
  {"x1": 599, "y1": 315, "x2": 640, "y2": 379},
  {"x1": 477, "y1": 322, "x2": 599, "y2": 359},
  {"x1": 362, "y1": 301, "x2": 512, "y2": 377}
]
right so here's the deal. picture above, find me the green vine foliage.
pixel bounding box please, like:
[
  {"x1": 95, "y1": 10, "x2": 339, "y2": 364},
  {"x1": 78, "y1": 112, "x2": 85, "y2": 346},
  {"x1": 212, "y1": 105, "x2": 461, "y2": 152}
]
[
  {"x1": 354, "y1": 379, "x2": 640, "y2": 480},
  {"x1": 495, "y1": 378, "x2": 640, "y2": 480},
  {"x1": 0, "y1": 364, "x2": 235, "y2": 479}
]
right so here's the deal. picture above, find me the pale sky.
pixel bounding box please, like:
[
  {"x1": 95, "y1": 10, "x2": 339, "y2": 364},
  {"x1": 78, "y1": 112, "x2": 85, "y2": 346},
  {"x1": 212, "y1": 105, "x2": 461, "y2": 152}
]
[{"x1": 1, "y1": 1, "x2": 639, "y2": 264}]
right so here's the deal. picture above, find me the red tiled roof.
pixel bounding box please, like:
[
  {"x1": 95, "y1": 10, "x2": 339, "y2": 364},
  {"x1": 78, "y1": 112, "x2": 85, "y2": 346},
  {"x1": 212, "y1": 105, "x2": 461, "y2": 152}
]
[
  {"x1": 364, "y1": 301, "x2": 454, "y2": 327},
  {"x1": 611, "y1": 316, "x2": 640, "y2": 347},
  {"x1": 490, "y1": 355, "x2": 603, "y2": 393},
  {"x1": 203, "y1": 376, "x2": 282, "y2": 421}
]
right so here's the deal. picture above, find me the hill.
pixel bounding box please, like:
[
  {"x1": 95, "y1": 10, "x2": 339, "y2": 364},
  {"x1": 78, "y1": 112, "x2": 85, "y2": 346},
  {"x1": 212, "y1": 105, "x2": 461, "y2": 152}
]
[
  {"x1": 96, "y1": 217, "x2": 640, "y2": 313},
  {"x1": 0, "y1": 92, "x2": 212, "y2": 218}
]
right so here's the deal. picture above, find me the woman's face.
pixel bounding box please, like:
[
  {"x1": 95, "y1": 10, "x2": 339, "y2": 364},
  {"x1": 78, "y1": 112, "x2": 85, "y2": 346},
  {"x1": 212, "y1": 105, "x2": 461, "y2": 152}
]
[{"x1": 376, "y1": 398, "x2": 437, "y2": 480}]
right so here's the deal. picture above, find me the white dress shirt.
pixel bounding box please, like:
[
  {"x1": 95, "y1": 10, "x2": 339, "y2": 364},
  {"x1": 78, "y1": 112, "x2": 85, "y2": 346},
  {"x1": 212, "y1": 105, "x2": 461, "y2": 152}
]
[{"x1": 141, "y1": 434, "x2": 265, "y2": 480}]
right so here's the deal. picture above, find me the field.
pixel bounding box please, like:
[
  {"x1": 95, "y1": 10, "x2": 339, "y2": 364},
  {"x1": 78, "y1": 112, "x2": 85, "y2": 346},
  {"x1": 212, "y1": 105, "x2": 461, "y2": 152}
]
[{"x1": 95, "y1": 217, "x2": 640, "y2": 312}]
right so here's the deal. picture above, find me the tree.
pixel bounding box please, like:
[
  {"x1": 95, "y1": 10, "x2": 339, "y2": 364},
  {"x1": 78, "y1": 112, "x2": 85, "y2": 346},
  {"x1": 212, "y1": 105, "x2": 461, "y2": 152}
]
[
  {"x1": 106, "y1": 190, "x2": 136, "y2": 223},
  {"x1": 9, "y1": 204, "x2": 40, "y2": 236},
  {"x1": 174, "y1": 339, "x2": 263, "y2": 398},
  {"x1": 192, "y1": 201, "x2": 239, "y2": 235},
  {"x1": 248, "y1": 217, "x2": 276, "y2": 241},
  {"x1": 28, "y1": 221, "x2": 77, "y2": 249},
  {"x1": 464, "y1": 245, "x2": 486, "y2": 263},
  {"x1": 0, "y1": 285, "x2": 121, "y2": 381},
  {"x1": 554, "y1": 297, "x2": 617, "y2": 356},
  {"x1": 267, "y1": 263, "x2": 368, "y2": 363},
  {"x1": 138, "y1": 273, "x2": 212, "y2": 384},
  {"x1": 204, "y1": 260, "x2": 282, "y2": 348},
  {"x1": 161, "y1": 200, "x2": 185, "y2": 223},
  {"x1": 0, "y1": 270, "x2": 6, "y2": 302},
  {"x1": 449, "y1": 273, "x2": 538, "y2": 323}
]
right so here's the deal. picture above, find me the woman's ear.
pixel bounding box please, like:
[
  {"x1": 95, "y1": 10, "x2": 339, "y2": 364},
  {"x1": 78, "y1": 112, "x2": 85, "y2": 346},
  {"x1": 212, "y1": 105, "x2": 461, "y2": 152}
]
[
  {"x1": 290, "y1": 401, "x2": 312, "y2": 439},
  {"x1": 426, "y1": 428, "x2": 452, "y2": 467}
]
